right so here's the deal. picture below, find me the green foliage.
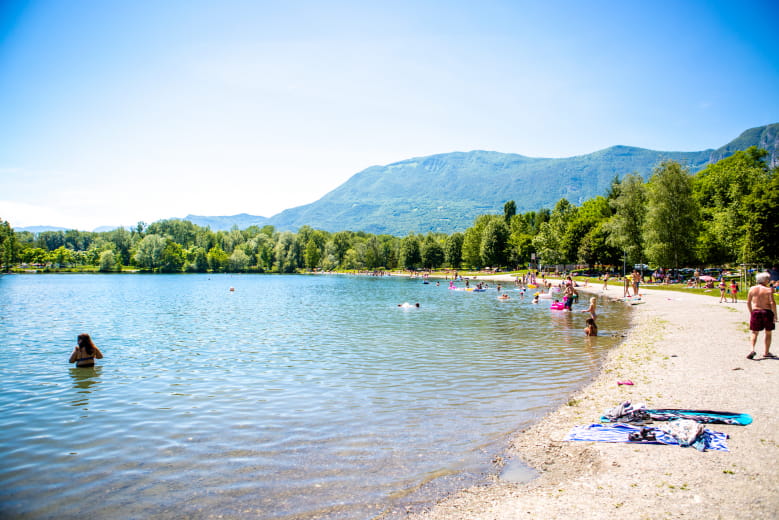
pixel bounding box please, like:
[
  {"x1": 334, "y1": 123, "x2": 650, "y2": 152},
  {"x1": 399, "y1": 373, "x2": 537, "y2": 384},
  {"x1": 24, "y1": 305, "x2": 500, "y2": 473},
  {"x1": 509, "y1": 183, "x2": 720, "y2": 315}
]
[
  {"x1": 603, "y1": 173, "x2": 647, "y2": 265},
  {"x1": 400, "y1": 234, "x2": 421, "y2": 269},
  {"x1": 444, "y1": 232, "x2": 464, "y2": 268},
  {"x1": 421, "y1": 234, "x2": 445, "y2": 269},
  {"x1": 480, "y1": 217, "x2": 509, "y2": 267},
  {"x1": 694, "y1": 147, "x2": 772, "y2": 264},
  {"x1": 99, "y1": 250, "x2": 116, "y2": 272},
  {"x1": 7, "y1": 138, "x2": 779, "y2": 274},
  {"x1": 134, "y1": 234, "x2": 167, "y2": 270},
  {"x1": 643, "y1": 161, "x2": 700, "y2": 268}
]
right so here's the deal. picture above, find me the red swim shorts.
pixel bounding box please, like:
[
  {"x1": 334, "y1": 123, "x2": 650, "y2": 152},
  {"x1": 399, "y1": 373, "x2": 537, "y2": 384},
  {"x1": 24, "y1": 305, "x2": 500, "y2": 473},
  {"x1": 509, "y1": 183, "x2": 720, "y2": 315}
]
[{"x1": 750, "y1": 309, "x2": 776, "y2": 332}]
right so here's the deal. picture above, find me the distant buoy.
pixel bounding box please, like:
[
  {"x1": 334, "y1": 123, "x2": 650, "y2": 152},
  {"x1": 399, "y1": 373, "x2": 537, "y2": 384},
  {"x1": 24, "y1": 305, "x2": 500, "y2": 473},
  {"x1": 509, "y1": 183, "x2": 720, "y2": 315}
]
[{"x1": 229, "y1": 287, "x2": 235, "y2": 292}]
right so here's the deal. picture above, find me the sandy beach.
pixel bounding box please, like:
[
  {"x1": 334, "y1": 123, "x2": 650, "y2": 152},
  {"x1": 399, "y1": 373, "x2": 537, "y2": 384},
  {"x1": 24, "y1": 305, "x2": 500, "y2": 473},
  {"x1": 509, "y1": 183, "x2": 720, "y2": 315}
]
[{"x1": 408, "y1": 277, "x2": 779, "y2": 520}]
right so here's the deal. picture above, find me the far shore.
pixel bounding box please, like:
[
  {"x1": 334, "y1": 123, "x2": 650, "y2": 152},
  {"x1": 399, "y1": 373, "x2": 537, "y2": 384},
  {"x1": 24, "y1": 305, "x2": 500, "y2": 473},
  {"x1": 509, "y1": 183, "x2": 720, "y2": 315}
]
[{"x1": 408, "y1": 275, "x2": 779, "y2": 520}]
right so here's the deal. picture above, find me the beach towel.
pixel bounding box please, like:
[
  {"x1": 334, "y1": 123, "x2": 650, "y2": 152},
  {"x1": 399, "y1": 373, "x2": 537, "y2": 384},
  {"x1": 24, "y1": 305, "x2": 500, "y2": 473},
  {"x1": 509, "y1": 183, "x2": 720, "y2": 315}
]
[
  {"x1": 564, "y1": 422, "x2": 729, "y2": 452},
  {"x1": 601, "y1": 401, "x2": 752, "y2": 425}
]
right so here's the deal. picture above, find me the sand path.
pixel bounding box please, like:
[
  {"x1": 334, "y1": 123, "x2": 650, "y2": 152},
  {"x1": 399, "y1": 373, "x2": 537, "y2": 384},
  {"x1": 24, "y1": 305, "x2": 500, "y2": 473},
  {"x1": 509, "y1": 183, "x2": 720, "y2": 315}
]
[{"x1": 408, "y1": 280, "x2": 779, "y2": 520}]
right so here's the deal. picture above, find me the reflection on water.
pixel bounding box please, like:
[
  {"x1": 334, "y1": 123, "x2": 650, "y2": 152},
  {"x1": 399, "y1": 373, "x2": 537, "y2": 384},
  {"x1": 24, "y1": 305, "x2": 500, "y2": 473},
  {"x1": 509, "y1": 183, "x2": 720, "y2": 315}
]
[
  {"x1": 0, "y1": 274, "x2": 631, "y2": 519},
  {"x1": 69, "y1": 366, "x2": 101, "y2": 408}
]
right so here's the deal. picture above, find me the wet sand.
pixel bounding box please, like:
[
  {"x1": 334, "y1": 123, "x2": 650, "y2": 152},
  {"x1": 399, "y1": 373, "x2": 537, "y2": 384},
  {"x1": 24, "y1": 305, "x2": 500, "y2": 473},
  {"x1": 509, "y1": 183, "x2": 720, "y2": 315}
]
[{"x1": 408, "y1": 279, "x2": 779, "y2": 520}]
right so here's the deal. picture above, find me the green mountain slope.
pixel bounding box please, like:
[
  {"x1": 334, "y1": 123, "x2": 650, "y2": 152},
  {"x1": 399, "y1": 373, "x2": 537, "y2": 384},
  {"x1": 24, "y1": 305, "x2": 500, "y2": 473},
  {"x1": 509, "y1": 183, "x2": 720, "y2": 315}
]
[{"x1": 191, "y1": 123, "x2": 779, "y2": 235}]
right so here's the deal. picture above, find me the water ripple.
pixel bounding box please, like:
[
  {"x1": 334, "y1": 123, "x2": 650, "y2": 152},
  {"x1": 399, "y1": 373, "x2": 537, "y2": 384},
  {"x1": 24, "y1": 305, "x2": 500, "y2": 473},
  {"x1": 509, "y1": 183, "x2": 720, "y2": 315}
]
[{"x1": 0, "y1": 274, "x2": 630, "y2": 519}]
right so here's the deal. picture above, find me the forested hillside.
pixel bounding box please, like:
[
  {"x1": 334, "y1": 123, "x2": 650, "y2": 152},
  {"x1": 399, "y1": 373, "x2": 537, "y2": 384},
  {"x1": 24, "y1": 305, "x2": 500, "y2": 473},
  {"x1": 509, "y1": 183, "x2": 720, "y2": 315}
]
[
  {"x1": 3, "y1": 147, "x2": 777, "y2": 274},
  {"x1": 188, "y1": 123, "x2": 778, "y2": 235}
]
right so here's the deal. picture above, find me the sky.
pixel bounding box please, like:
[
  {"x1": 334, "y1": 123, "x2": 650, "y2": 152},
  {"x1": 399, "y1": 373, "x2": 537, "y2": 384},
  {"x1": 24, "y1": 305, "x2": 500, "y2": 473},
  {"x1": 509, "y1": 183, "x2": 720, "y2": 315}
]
[{"x1": 1, "y1": 0, "x2": 778, "y2": 231}]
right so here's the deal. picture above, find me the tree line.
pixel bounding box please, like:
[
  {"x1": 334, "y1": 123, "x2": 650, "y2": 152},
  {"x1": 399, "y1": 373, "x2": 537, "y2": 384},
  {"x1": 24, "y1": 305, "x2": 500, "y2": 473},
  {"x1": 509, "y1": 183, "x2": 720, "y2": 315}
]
[{"x1": 1, "y1": 147, "x2": 777, "y2": 273}]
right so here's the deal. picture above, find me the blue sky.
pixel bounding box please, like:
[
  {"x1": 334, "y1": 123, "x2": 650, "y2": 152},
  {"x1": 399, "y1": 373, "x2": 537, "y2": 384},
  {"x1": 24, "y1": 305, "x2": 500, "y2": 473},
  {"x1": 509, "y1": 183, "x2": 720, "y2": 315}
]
[{"x1": 1, "y1": 0, "x2": 778, "y2": 231}]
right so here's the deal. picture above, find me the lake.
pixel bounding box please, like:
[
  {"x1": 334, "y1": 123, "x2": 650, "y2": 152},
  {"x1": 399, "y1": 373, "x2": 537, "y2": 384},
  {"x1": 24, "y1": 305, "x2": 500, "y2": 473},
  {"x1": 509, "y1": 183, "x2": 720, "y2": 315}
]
[{"x1": 0, "y1": 273, "x2": 630, "y2": 519}]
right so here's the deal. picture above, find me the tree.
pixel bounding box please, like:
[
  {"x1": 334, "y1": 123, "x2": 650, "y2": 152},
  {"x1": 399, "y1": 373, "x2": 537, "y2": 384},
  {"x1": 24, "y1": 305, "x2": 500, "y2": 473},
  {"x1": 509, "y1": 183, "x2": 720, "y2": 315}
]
[
  {"x1": 304, "y1": 238, "x2": 322, "y2": 270},
  {"x1": 399, "y1": 234, "x2": 421, "y2": 270},
  {"x1": 694, "y1": 147, "x2": 772, "y2": 264},
  {"x1": 134, "y1": 234, "x2": 167, "y2": 270},
  {"x1": 49, "y1": 245, "x2": 75, "y2": 267},
  {"x1": 186, "y1": 246, "x2": 209, "y2": 272},
  {"x1": 0, "y1": 219, "x2": 17, "y2": 270},
  {"x1": 444, "y1": 232, "x2": 464, "y2": 268},
  {"x1": 741, "y1": 167, "x2": 779, "y2": 263},
  {"x1": 228, "y1": 248, "x2": 250, "y2": 272},
  {"x1": 531, "y1": 199, "x2": 575, "y2": 267},
  {"x1": 503, "y1": 200, "x2": 516, "y2": 223},
  {"x1": 643, "y1": 161, "x2": 700, "y2": 268},
  {"x1": 603, "y1": 174, "x2": 646, "y2": 267},
  {"x1": 207, "y1": 246, "x2": 229, "y2": 272},
  {"x1": 160, "y1": 240, "x2": 186, "y2": 272},
  {"x1": 99, "y1": 250, "x2": 116, "y2": 272},
  {"x1": 480, "y1": 217, "x2": 509, "y2": 267},
  {"x1": 421, "y1": 235, "x2": 445, "y2": 269}
]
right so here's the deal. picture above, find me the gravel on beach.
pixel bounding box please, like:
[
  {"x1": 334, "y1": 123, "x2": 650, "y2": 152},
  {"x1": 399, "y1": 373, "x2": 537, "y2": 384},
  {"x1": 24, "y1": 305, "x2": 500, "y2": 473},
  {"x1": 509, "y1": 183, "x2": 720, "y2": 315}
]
[{"x1": 407, "y1": 281, "x2": 779, "y2": 520}]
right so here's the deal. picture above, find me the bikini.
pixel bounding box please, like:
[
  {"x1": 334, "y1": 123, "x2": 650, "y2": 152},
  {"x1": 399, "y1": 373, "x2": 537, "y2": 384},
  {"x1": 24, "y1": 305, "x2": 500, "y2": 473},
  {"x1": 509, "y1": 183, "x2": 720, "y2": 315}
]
[{"x1": 76, "y1": 356, "x2": 95, "y2": 367}]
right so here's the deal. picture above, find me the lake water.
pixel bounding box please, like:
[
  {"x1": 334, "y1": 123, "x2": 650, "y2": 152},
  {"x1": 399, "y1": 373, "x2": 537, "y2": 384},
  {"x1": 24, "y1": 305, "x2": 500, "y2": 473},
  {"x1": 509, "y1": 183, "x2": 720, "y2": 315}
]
[{"x1": 0, "y1": 273, "x2": 630, "y2": 519}]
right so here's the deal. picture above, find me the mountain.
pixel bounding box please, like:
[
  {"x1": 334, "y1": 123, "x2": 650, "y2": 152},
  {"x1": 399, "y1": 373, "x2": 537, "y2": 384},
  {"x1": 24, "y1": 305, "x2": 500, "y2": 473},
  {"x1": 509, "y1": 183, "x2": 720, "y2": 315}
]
[
  {"x1": 182, "y1": 213, "x2": 270, "y2": 231},
  {"x1": 248, "y1": 122, "x2": 777, "y2": 236},
  {"x1": 24, "y1": 124, "x2": 776, "y2": 235},
  {"x1": 17, "y1": 225, "x2": 70, "y2": 233}
]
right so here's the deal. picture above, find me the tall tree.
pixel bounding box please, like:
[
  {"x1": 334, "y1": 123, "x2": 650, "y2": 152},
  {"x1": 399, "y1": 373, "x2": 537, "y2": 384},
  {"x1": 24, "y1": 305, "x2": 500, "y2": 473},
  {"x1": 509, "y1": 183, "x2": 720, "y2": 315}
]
[
  {"x1": 503, "y1": 200, "x2": 516, "y2": 224},
  {"x1": 444, "y1": 232, "x2": 464, "y2": 268},
  {"x1": 603, "y1": 173, "x2": 646, "y2": 267},
  {"x1": 421, "y1": 234, "x2": 445, "y2": 269},
  {"x1": 399, "y1": 233, "x2": 421, "y2": 270},
  {"x1": 480, "y1": 216, "x2": 509, "y2": 267},
  {"x1": 643, "y1": 161, "x2": 700, "y2": 268},
  {"x1": 134, "y1": 234, "x2": 167, "y2": 270},
  {"x1": 694, "y1": 147, "x2": 772, "y2": 264}
]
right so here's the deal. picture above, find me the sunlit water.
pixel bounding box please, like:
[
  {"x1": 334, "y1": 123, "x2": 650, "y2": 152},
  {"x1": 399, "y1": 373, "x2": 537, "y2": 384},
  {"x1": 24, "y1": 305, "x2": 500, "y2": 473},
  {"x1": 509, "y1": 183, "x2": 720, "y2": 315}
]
[{"x1": 0, "y1": 274, "x2": 630, "y2": 519}]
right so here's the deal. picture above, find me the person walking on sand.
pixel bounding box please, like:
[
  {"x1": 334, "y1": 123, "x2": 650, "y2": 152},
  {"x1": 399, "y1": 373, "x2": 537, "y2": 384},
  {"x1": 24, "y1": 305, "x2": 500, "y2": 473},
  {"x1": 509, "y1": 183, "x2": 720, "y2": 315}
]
[
  {"x1": 730, "y1": 280, "x2": 739, "y2": 303},
  {"x1": 718, "y1": 278, "x2": 728, "y2": 303},
  {"x1": 602, "y1": 272, "x2": 609, "y2": 291},
  {"x1": 69, "y1": 333, "x2": 103, "y2": 368},
  {"x1": 622, "y1": 276, "x2": 631, "y2": 298},
  {"x1": 746, "y1": 272, "x2": 777, "y2": 359}
]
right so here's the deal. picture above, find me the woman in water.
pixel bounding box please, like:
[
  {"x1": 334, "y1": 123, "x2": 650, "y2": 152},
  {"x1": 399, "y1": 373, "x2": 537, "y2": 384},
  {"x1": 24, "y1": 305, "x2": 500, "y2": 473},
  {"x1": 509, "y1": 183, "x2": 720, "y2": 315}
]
[{"x1": 69, "y1": 333, "x2": 104, "y2": 368}]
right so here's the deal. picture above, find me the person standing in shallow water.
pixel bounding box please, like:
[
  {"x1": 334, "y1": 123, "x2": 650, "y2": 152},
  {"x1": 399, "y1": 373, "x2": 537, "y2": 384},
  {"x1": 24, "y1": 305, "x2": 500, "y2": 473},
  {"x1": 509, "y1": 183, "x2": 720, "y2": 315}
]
[
  {"x1": 746, "y1": 272, "x2": 777, "y2": 360},
  {"x1": 69, "y1": 333, "x2": 103, "y2": 367}
]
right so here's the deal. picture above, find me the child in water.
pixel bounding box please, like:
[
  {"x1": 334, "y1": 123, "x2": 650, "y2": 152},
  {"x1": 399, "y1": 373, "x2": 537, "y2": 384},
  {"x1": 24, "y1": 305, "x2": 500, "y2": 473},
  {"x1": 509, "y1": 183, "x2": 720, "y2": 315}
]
[
  {"x1": 583, "y1": 297, "x2": 597, "y2": 320},
  {"x1": 532, "y1": 293, "x2": 539, "y2": 304},
  {"x1": 584, "y1": 318, "x2": 598, "y2": 336}
]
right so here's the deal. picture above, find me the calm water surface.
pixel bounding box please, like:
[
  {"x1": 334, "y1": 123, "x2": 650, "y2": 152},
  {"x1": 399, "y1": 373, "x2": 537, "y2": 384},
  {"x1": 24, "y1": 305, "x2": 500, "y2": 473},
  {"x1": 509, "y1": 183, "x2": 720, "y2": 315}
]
[{"x1": 0, "y1": 274, "x2": 630, "y2": 519}]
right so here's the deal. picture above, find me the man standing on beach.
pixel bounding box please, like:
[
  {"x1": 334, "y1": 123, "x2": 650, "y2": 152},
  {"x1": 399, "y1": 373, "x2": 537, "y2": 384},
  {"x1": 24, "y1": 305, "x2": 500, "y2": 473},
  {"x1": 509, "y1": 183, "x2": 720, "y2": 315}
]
[{"x1": 746, "y1": 272, "x2": 777, "y2": 359}]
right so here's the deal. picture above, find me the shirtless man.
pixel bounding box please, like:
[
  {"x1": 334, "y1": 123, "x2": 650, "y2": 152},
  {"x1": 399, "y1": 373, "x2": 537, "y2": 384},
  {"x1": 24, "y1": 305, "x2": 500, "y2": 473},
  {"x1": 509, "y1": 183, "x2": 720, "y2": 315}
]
[{"x1": 746, "y1": 272, "x2": 778, "y2": 359}]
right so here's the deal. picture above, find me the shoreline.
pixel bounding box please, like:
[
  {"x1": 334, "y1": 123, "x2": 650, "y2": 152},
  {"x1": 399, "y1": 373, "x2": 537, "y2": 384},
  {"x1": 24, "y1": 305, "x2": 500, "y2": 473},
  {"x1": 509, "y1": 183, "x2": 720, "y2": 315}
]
[{"x1": 408, "y1": 278, "x2": 779, "y2": 519}]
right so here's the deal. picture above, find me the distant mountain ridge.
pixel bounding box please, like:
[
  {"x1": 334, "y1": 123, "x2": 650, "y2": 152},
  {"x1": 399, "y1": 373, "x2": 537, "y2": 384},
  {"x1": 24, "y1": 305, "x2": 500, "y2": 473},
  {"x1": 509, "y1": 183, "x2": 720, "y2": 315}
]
[
  {"x1": 19, "y1": 123, "x2": 778, "y2": 235},
  {"x1": 186, "y1": 122, "x2": 778, "y2": 235}
]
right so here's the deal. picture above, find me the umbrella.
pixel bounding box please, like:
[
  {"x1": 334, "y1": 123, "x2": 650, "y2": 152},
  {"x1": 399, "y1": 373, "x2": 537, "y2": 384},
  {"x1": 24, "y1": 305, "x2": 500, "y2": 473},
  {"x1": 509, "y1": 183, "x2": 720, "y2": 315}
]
[{"x1": 699, "y1": 275, "x2": 716, "y2": 282}]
